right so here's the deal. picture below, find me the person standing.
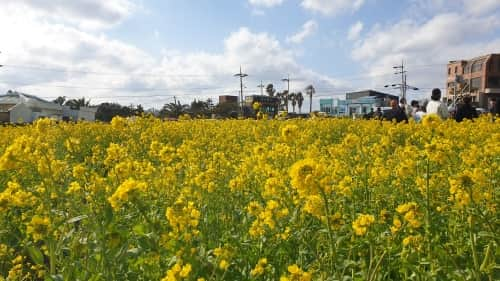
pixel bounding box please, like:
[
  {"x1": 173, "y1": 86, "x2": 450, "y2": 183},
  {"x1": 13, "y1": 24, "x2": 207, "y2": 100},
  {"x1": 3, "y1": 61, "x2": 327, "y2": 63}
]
[
  {"x1": 489, "y1": 98, "x2": 498, "y2": 115},
  {"x1": 455, "y1": 96, "x2": 478, "y2": 122},
  {"x1": 399, "y1": 98, "x2": 412, "y2": 118},
  {"x1": 383, "y1": 98, "x2": 408, "y2": 123},
  {"x1": 373, "y1": 107, "x2": 383, "y2": 120},
  {"x1": 489, "y1": 98, "x2": 498, "y2": 121},
  {"x1": 426, "y1": 88, "x2": 449, "y2": 120},
  {"x1": 414, "y1": 105, "x2": 426, "y2": 123}
]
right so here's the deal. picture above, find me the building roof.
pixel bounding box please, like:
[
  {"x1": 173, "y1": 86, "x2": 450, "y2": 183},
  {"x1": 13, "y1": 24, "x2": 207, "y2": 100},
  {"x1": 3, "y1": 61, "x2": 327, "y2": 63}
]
[
  {"x1": 346, "y1": 89, "x2": 397, "y2": 100},
  {"x1": 0, "y1": 90, "x2": 62, "y2": 110},
  {"x1": 449, "y1": 53, "x2": 500, "y2": 64}
]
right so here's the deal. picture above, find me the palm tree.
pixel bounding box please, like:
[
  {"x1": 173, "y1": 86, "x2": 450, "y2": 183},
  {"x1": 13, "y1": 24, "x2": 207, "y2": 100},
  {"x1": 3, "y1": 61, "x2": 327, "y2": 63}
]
[
  {"x1": 265, "y1": 84, "x2": 276, "y2": 97},
  {"x1": 53, "y1": 96, "x2": 66, "y2": 105},
  {"x1": 276, "y1": 91, "x2": 284, "y2": 111},
  {"x1": 65, "y1": 97, "x2": 91, "y2": 110},
  {"x1": 305, "y1": 85, "x2": 315, "y2": 113},
  {"x1": 283, "y1": 90, "x2": 289, "y2": 112},
  {"x1": 296, "y1": 92, "x2": 304, "y2": 113},
  {"x1": 160, "y1": 101, "x2": 189, "y2": 118},
  {"x1": 289, "y1": 92, "x2": 297, "y2": 113}
]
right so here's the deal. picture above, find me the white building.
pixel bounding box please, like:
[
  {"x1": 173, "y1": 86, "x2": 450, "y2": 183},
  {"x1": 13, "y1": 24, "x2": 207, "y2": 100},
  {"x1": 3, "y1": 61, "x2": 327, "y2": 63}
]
[
  {"x1": 62, "y1": 106, "x2": 97, "y2": 122},
  {"x1": 0, "y1": 91, "x2": 96, "y2": 123}
]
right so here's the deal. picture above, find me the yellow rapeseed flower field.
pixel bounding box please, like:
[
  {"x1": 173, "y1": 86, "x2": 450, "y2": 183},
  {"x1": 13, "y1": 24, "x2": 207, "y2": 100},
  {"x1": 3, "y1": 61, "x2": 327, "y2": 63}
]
[{"x1": 0, "y1": 115, "x2": 498, "y2": 280}]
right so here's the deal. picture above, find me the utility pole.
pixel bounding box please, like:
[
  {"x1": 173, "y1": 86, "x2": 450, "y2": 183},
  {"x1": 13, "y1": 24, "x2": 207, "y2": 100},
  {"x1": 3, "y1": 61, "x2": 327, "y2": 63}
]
[
  {"x1": 234, "y1": 66, "x2": 248, "y2": 115},
  {"x1": 257, "y1": 80, "x2": 265, "y2": 96},
  {"x1": 393, "y1": 61, "x2": 407, "y2": 100},
  {"x1": 281, "y1": 75, "x2": 290, "y2": 111},
  {"x1": 385, "y1": 61, "x2": 419, "y2": 101}
]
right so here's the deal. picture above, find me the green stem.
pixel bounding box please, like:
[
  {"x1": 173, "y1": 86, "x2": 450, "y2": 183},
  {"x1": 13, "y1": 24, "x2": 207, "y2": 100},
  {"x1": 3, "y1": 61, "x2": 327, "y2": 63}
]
[
  {"x1": 49, "y1": 239, "x2": 56, "y2": 275},
  {"x1": 469, "y1": 227, "x2": 481, "y2": 281},
  {"x1": 319, "y1": 187, "x2": 335, "y2": 274},
  {"x1": 368, "y1": 250, "x2": 386, "y2": 281},
  {"x1": 425, "y1": 159, "x2": 432, "y2": 262}
]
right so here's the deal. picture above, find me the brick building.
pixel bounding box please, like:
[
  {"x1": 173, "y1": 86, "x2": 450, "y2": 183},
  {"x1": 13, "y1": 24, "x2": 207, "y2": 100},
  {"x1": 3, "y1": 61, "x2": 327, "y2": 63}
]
[
  {"x1": 446, "y1": 54, "x2": 500, "y2": 108},
  {"x1": 218, "y1": 95, "x2": 238, "y2": 104}
]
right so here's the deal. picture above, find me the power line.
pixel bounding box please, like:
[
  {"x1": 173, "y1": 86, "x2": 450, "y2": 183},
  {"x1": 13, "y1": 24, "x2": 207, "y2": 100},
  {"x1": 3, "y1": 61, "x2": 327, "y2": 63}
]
[
  {"x1": 0, "y1": 80, "x2": 235, "y2": 92},
  {"x1": 0, "y1": 62, "x2": 448, "y2": 81}
]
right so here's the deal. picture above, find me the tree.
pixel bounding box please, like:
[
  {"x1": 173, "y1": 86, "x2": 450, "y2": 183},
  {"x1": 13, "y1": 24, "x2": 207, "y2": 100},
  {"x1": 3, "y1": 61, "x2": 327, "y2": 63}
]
[
  {"x1": 214, "y1": 102, "x2": 239, "y2": 118},
  {"x1": 283, "y1": 90, "x2": 289, "y2": 112},
  {"x1": 53, "y1": 96, "x2": 66, "y2": 105},
  {"x1": 134, "y1": 104, "x2": 144, "y2": 116},
  {"x1": 65, "y1": 97, "x2": 91, "y2": 110},
  {"x1": 96, "y1": 103, "x2": 130, "y2": 122},
  {"x1": 296, "y1": 92, "x2": 304, "y2": 113},
  {"x1": 305, "y1": 85, "x2": 315, "y2": 113},
  {"x1": 289, "y1": 92, "x2": 297, "y2": 113},
  {"x1": 276, "y1": 91, "x2": 283, "y2": 111},
  {"x1": 190, "y1": 99, "x2": 210, "y2": 117},
  {"x1": 159, "y1": 101, "x2": 189, "y2": 119},
  {"x1": 265, "y1": 84, "x2": 276, "y2": 97}
]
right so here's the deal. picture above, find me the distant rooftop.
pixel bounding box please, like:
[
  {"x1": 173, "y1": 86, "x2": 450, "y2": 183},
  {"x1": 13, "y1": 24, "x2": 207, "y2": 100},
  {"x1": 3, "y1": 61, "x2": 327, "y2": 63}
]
[
  {"x1": 0, "y1": 90, "x2": 62, "y2": 110},
  {"x1": 2, "y1": 90, "x2": 53, "y2": 104},
  {"x1": 449, "y1": 53, "x2": 500, "y2": 63}
]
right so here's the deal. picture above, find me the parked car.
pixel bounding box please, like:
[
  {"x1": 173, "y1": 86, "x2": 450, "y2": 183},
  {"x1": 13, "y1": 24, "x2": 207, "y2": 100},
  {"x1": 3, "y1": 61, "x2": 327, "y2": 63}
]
[{"x1": 475, "y1": 108, "x2": 488, "y2": 115}]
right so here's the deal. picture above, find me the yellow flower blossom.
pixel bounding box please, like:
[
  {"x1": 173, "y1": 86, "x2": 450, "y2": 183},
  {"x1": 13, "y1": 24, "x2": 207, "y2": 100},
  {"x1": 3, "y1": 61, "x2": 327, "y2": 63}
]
[
  {"x1": 26, "y1": 216, "x2": 50, "y2": 242},
  {"x1": 107, "y1": 178, "x2": 148, "y2": 210},
  {"x1": 352, "y1": 214, "x2": 375, "y2": 236}
]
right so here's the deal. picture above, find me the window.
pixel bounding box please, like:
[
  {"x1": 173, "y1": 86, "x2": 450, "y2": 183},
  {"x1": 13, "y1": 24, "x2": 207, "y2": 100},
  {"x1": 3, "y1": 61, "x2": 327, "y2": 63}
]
[
  {"x1": 465, "y1": 64, "x2": 471, "y2": 74},
  {"x1": 448, "y1": 67, "x2": 451, "y2": 75},
  {"x1": 487, "y1": 76, "x2": 500, "y2": 88},
  {"x1": 471, "y1": 78, "x2": 481, "y2": 91},
  {"x1": 454, "y1": 66, "x2": 458, "y2": 73},
  {"x1": 471, "y1": 60, "x2": 484, "y2": 72}
]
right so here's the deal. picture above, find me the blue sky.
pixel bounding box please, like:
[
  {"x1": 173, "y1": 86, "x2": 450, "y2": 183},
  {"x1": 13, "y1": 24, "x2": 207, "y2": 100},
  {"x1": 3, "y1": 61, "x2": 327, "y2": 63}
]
[{"x1": 1, "y1": 0, "x2": 499, "y2": 109}]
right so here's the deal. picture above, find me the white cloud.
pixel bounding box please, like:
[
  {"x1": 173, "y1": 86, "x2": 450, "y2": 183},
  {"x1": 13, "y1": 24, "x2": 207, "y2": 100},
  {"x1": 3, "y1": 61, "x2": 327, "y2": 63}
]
[
  {"x1": 248, "y1": 0, "x2": 284, "y2": 8},
  {"x1": 463, "y1": 0, "x2": 500, "y2": 16},
  {"x1": 301, "y1": 0, "x2": 365, "y2": 16},
  {"x1": 3, "y1": 0, "x2": 135, "y2": 29},
  {"x1": 347, "y1": 21, "x2": 363, "y2": 41},
  {"x1": 0, "y1": 3, "x2": 338, "y2": 109},
  {"x1": 286, "y1": 20, "x2": 318, "y2": 44},
  {"x1": 350, "y1": 12, "x2": 500, "y2": 100}
]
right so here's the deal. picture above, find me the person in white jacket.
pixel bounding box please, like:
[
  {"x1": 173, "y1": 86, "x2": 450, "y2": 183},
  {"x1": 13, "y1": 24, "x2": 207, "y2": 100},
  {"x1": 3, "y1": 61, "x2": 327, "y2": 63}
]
[{"x1": 426, "y1": 88, "x2": 449, "y2": 120}]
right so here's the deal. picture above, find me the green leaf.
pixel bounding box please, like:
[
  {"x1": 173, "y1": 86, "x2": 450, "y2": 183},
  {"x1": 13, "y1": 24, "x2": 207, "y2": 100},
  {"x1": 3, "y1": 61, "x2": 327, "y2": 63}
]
[
  {"x1": 45, "y1": 275, "x2": 64, "y2": 281},
  {"x1": 104, "y1": 203, "x2": 114, "y2": 225},
  {"x1": 133, "y1": 224, "x2": 146, "y2": 235},
  {"x1": 67, "y1": 215, "x2": 88, "y2": 224},
  {"x1": 27, "y1": 246, "x2": 44, "y2": 265},
  {"x1": 477, "y1": 231, "x2": 496, "y2": 239}
]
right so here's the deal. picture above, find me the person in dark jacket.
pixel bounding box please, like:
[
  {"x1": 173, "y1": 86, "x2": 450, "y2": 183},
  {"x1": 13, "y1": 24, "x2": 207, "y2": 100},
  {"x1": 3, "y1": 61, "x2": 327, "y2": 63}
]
[
  {"x1": 373, "y1": 107, "x2": 383, "y2": 120},
  {"x1": 489, "y1": 98, "x2": 498, "y2": 115},
  {"x1": 455, "y1": 96, "x2": 478, "y2": 122},
  {"x1": 383, "y1": 99, "x2": 408, "y2": 123}
]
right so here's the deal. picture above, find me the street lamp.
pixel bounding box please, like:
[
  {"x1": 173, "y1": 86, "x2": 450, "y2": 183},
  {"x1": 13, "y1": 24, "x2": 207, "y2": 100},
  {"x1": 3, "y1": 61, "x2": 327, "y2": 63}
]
[
  {"x1": 384, "y1": 83, "x2": 419, "y2": 100},
  {"x1": 234, "y1": 66, "x2": 248, "y2": 115},
  {"x1": 384, "y1": 84, "x2": 418, "y2": 90},
  {"x1": 281, "y1": 75, "x2": 290, "y2": 111},
  {"x1": 257, "y1": 81, "x2": 265, "y2": 96}
]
